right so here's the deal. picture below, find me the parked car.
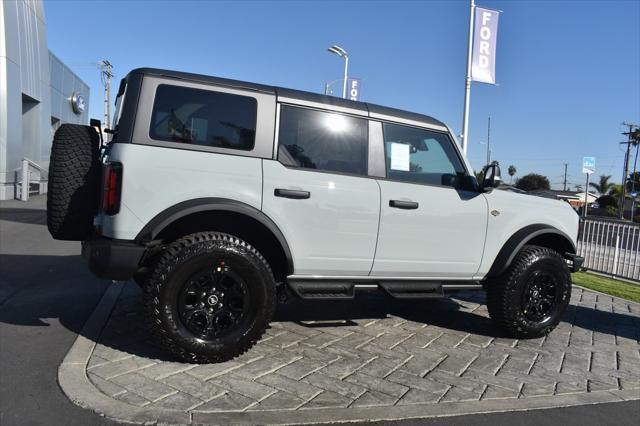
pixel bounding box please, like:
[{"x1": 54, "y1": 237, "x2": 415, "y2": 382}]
[{"x1": 46, "y1": 68, "x2": 583, "y2": 363}]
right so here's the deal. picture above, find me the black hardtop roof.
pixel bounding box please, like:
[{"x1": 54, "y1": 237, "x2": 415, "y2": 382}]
[{"x1": 128, "y1": 68, "x2": 446, "y2": 128}]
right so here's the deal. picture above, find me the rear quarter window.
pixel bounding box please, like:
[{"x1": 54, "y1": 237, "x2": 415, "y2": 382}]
[{"x1": 149, "y1": 84, "x2": 257, "y2": 151}]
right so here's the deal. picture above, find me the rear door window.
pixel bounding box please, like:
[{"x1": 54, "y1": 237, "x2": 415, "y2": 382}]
[
  {"x1": 149, "y1": 84, "x2": 257, "y2": 150},
  {"x1": 277, "y1": 105, "x2": 368, "y2": 175}
]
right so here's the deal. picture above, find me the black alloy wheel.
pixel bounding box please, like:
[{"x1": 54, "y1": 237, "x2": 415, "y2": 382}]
[
  {"x1": 487, "y1": 245, "x2": 572, "y2": 339},
  {"x1": 177, "y1": 263, "x2": 250, "y2": 339},
  {"x1": 144, "y1": 232, "x2": 276, "y2": 363},
  {"x1": 521, "y1": 270, "x2": 561, "y2": 324}
]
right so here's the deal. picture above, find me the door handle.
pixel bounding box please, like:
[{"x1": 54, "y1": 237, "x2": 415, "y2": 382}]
[
  {"x1": 389, "y1": 199, "x2": 419, "y2": 209},
  {"x1": 274, "y1": 188, "x2": 311, "y2": 199}
]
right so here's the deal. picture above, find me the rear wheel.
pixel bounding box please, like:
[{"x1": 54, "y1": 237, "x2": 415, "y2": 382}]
[
  {"x1": 486, "y1": 245, "x2": 571, "y2": 338},
  {"x1": 144, "y1": 232, "x2": 276, "y2": 363},
  {"x1": 47, "y1": 124, "x2": 101, "y2": 240}
]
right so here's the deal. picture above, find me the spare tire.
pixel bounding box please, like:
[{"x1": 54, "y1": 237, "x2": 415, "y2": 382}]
[{"x1": 47, "y1": 124, "x2": 101, "y2": 241}]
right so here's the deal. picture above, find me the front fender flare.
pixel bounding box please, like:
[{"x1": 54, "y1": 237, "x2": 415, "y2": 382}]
[{"x1": 486, "y1": 224, "x2": 576, "y2": 278}]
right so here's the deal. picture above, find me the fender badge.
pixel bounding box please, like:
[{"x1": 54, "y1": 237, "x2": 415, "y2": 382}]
[{"x1": 491, "y1": 210, "x2": 500, "y2": 216}]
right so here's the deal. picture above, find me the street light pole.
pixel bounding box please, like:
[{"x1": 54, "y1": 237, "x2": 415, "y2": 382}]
[
  {"x1": 342, "y1": 54, "x2": 349, "y2": 99},
  {"x1": 327, "y1": 45, "x2": 349, "y2": 99}
]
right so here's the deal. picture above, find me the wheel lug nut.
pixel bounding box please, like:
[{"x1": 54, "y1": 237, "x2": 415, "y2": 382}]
[{"x1": 199, "y1": 302, "x2": 205, "y2": 308}]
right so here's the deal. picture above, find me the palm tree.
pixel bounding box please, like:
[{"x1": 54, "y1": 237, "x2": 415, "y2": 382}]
[
  {"x1": 609, "y1": 184, "x2": 621, "y2": 197},
  {"x1": 589, "y1": 174, "x2": 615, "y2": 195},
  {"x1": 507, "y1": 165, "x2": 516, "y2": 184}
]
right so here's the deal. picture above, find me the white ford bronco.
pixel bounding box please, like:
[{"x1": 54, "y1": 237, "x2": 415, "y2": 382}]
[{"x1": 47, "y1": 68, "x2": 583, "y2": 363}]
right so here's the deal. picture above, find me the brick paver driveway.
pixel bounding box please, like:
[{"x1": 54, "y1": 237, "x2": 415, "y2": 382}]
[{"x1": 65, "y1": 281, "x2": 640, "y2": 424}]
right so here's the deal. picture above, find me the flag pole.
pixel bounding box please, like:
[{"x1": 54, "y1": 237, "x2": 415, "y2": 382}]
[{"x1": 461, "y1": 0, "x2": 475, "y2": 155}]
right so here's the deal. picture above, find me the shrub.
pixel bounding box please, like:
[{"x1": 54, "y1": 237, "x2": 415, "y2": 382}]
[
  {"x1": 605, "y1": 206, "x2": 619, "y2": 217},
  {"x1": 515, "y1": 174, "x2": 551, "y2": 191}
]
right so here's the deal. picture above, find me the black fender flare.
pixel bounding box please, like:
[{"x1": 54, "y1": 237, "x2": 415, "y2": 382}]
[
  {"x1": 486, "y1": 224, "x2": 576, "y2": 278},
  {"x1": 135, "y1": 198, "x2": 294, "y2": 274}
]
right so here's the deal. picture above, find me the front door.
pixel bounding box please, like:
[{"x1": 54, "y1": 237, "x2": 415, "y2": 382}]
[
  {"x1": 370, "y1": 122, "x2": 488, "y2": 278},
  {"x1": 262, "y1": 105, "x2": 380, "y2": 276}
]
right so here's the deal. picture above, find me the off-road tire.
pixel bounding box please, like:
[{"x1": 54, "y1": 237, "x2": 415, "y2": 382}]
[
  {"x1": 144, "y1": 232, "x2": 276, "y2": 363},
  {"x1": 47, "y1": 124, "x2": 101, "y2": 240},
  {"x1": 486, "y1": 245, "x2": 571, "y2": 339}
]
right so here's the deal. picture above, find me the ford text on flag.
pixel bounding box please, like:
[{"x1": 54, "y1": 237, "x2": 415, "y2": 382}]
[
  {"x1": 471, "y1": 7, "x2": 500, "y2": 84},
  {"x1": 347, "y1": 78, "x2": 361, "y2": 101}
]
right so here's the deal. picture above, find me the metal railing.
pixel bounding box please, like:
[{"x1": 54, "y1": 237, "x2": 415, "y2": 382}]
[
  {"x1": 16, "y1": 158, "x2": 48, "y2": 201},
  {"x1": 577, "y1": 217, "x2": 640, "y2": 282}
]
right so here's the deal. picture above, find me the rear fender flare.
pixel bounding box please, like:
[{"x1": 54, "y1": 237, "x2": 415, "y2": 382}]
[{"x1": 135, "y1": 198, "x2": 293, "y2": 274}]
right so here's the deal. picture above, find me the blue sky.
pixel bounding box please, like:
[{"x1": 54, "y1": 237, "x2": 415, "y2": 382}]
[{"x1": 44, "y1": 0, "x2": 639, "y2": 189}]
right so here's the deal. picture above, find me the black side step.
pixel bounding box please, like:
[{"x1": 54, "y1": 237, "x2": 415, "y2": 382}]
[
  {"x1": 379, "y1": 282, "x2": 444, "y2": 299},
  {"x1": 287, "y1": 280, "x2": 483, "y2": 300},
  {"x1": 288, "y1": 281, "x2": 355, "y2": 299}
]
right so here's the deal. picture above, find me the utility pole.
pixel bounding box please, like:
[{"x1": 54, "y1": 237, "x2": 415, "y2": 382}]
[
  {"x1": 99, "y1": 60, "x2": 114, "y2": 129},
  {"x1": 563, "y1": 163, "x2": 568, "y2": 191},
  {"x1": 621, "y1": 122, "x2": 640, "y2": 219},
  {"x1": 631, "y1": 141, "x2": 639, "y2": 222}
]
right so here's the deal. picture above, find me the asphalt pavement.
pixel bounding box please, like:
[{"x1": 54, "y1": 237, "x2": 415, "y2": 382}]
[
  {"x1": 0, "y1": 196, "x2": 116, "y2": 426},
  {"x1": 0, "y1": 195, "x2": 637, "y2": 425}
]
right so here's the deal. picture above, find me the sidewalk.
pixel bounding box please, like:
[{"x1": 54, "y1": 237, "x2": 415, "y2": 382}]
[{"x1": 60, "y1": 279, "x2": 640, "y2": 425}]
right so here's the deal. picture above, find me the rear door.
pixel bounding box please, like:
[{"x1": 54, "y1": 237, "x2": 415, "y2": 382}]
[
  {"x1": 262, "y1": 104, "x2": 380, "y2": 276},
  {"x1": 371, "y1": 122, "x2": 488, "y2": 278}
]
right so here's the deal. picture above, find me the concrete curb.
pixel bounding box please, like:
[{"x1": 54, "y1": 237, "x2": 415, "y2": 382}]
[
  {"x1": 58, "y1": 282, "x2": 640, "y2": 425},
  {"x1": 58, "y1": 282, "x2": 190, "y2": 425},
  {"x1": 573, "y1": 284, "x2": 640, "y2": 305}
]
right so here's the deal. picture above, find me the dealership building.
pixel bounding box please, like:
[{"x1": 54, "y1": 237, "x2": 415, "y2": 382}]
[{"x1": 0, "y1": 0, "x2": 90, "y2": 200}]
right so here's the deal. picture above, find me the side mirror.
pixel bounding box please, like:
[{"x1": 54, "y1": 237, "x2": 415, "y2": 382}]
[{"x1": 481, "y1": 161, "x2": 502, "y2": 191}]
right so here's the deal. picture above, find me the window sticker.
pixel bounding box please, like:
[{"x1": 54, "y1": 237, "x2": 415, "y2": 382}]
[{"x1": 390, "y1": 142, "x2": 410, "y2": 171}]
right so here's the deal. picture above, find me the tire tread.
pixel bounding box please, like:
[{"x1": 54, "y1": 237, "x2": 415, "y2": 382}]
[
  {"x1": 486, "y1": 245, "x2": 571, "y2": 339},
  {"x1": 144, "y1": 232, "x2": 276, "y2": 363},
  {"x1": 47, "y1": 124, "x2": 100, "y2": 240}
]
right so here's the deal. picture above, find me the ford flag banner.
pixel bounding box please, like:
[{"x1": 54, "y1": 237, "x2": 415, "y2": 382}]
[
  {"x1": 471, "y1": 7, "x2": 500, "y2": 84},
  {"x1": 347, "y1": 78, "x2": 361, "y2": 101}
]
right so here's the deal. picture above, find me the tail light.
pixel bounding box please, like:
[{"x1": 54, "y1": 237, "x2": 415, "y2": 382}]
[{"x1": 102, "y1": 162, "x2": 122, "y2": 215}]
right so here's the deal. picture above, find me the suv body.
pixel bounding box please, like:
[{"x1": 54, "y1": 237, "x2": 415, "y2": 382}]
[{"x1": 51, "y1": 68, "x2": 582, "y2": 362}]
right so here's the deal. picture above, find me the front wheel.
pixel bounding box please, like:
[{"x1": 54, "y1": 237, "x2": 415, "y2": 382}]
[
  {"x1": 144, "y1": 232, "x2": 276, "y2": 363},
  {"x1": 486, "y1": 245, "x2": 571, "y2": 339}
]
